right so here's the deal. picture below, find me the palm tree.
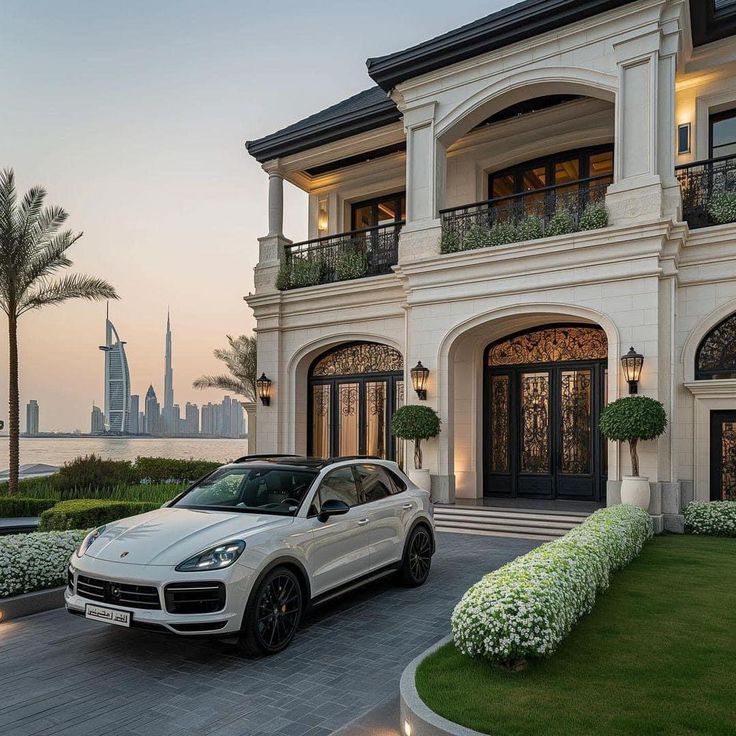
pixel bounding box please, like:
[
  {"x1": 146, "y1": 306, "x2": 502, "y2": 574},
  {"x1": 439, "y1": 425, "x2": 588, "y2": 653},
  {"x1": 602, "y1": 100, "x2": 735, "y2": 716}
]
[
  {"x1": 193, "y1": 334, "x2": 257, "y2": 402},
  {"x1": 0, "y1": 169, "x2": 118, "y2": 494}
]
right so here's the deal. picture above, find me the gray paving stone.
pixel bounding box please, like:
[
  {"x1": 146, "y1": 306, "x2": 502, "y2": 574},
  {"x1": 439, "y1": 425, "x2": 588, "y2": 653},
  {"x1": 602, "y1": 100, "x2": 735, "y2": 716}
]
[{"x1": 1, "y1": 533, "x2": 536, "y2": 735}]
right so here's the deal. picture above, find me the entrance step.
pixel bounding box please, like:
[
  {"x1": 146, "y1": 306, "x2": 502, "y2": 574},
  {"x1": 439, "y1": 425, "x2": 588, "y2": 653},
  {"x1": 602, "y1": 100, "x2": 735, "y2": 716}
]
[{"x1": 433, "y1": 504, "x2": 590, "y2": 540}]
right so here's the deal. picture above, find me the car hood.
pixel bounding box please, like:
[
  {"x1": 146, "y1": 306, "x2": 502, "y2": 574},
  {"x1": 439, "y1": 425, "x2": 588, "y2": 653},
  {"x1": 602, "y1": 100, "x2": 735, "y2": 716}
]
[{"x1": 84, "y1": 507, "x2": 293, "y2": 566}]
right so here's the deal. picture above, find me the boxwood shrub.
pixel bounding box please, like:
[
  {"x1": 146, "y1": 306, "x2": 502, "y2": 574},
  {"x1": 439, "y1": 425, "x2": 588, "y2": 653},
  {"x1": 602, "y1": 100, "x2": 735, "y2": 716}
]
[
  {"x1": 451, "y1": 504, "x2": 653, "y2": 667},
  {"x1": 684, "y1": 501, "x2": 736, "y2": 537},
  {"x1": 39, "y1": 499, "x2": 160, "y2": 532},
  {"x1": 133, "y1": 457, "x2": 219, "y2": 483},
  {"x1": 0, "y1": 530, "x2": 86, "y2": 598},
  {"x1": 0, "y1": 496, "x2": 56, "y2": 518}
]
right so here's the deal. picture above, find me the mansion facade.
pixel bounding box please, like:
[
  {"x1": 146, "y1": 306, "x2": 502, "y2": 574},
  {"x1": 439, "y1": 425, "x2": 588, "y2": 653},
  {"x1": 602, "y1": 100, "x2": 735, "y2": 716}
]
[{"x1": 245, "y1": 0, "x2": 736, "y2": 530}]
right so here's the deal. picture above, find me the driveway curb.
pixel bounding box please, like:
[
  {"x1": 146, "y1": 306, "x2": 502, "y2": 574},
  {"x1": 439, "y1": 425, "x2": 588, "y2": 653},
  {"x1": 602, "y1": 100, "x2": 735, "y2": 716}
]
[
  {"x1": 399, "y1": 634, "x2": 485, "y2": 736},
  {"x1": 1, "y1": 586, "x2": 65, "y2": 622}
]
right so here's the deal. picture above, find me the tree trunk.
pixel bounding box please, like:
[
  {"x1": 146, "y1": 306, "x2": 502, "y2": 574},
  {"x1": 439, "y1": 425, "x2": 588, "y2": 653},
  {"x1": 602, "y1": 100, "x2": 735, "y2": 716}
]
[
  {"x1": 7, "y1": 314, "x2": 19, "y2": 495},
  {"x1": 414, "y1": 438, "x2": 422, "y2": 470},
  {"x1": 629, "y1": 438, "x2": 639, "y2": 477}
]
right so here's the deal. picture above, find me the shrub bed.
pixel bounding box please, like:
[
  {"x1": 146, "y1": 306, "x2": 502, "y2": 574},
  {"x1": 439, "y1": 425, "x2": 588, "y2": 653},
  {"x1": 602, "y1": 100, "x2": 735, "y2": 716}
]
[
  {"x1": 0, "y1": 481, "x2": 184, "y2": 505},
  {"x1": 39, "y1": 499, "x2": 159, "y2": 531},
  {"x1": 684, "y1": 501, "x2": 736, "y2": 537},
  {"x1": 134, "y1": 456, "x2": 219, "y2": 483},
  {"x1": 0, "y1": 496, "x2": 56, "y2": 517},
  {"x1": 0, "y1": 530, "x2": 86, "y2": 598},
  {"x1": 451, "y1": 504, "x2": 653, "y2": 666}
]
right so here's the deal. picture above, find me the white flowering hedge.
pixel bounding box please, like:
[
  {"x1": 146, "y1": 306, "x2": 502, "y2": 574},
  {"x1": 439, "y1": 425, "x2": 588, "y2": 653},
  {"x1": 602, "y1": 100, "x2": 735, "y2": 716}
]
[
  {"x1": 684, "y1": 501, "x2": 736, "y2": 537},
  {"x1": 451, "y1": 505, "x2": 652, "y2": 665},
  {"x1": 0, "y1": 530, "x2": 86, "y2": 598}
]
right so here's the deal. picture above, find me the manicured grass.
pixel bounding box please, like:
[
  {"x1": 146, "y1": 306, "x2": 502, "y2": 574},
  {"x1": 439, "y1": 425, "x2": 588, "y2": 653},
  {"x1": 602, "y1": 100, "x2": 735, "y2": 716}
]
[
  {"x1": 416, "y1": 535, "x2": 736, "y2": 736},
  {"x1": 0, "y1": 479, "x2": 185, "y2": 505}
]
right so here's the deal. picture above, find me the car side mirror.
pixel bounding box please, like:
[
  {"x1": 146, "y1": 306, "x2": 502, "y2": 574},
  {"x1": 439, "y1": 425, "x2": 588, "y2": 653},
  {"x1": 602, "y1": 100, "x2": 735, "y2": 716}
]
[{"x1": 318, "y1": 499, "x2": 350, "y2": 523}]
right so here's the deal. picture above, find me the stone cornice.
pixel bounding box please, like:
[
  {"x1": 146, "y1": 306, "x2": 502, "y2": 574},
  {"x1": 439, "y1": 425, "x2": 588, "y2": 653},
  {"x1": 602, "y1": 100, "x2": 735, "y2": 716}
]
[{"x1": 684, "y1": 379, "x2": 736, "y2": 398}]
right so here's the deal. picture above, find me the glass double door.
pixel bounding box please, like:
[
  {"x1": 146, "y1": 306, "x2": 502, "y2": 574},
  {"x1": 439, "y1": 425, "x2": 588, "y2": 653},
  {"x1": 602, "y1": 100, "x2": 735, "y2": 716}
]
[
  {"x1": 710, "y1": 411, "x2": 736, "y2": 501},
  {"x1": 486, "y1": 362, "x2": 606, "y2": 501},
  {"x1": 309, "y1": 376, "x2": 404, "y2": 463}
]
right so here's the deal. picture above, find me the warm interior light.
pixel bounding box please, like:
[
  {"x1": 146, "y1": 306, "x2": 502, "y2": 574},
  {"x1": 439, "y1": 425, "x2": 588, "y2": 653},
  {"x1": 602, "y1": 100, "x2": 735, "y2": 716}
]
[
  {"x1": 403, "y1": 720, "x2": 412, "y2": 736},
  {"x1": 256, "y1": 373, "x2": 272, "y2": 406},
  {"x1": 621, "y1": 347, "x2": 644, "y2": 394},
  {"x1": 410, "y1": 361, "x2": 430, "y2": 400},
  {"x1": 317, "y1": 200, "x2": 328, "y2": 233}
]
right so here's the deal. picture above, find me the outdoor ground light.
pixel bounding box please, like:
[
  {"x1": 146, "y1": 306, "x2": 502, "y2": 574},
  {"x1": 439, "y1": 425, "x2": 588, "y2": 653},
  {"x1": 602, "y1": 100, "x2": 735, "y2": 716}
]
[
  {"x1": 410, "y1": 361, "x2": 430, "y2": 400},
  {"x1": 621, "y1": 346, "x2": 644, "y2": 394},
  {"x1": 256, "y1": 373, "x2": 272, "y2": 406}
]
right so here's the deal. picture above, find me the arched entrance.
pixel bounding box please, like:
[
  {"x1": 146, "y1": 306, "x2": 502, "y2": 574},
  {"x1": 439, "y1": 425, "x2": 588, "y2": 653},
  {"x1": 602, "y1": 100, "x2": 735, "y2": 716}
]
[
  {"x1": 307, "y1": 342, "x2": 404, "y2": 461},
  {"x1": 484, "y1": 324, "x2": 608, "y2": 502},
  {"x1": 695, "y1": 311, "x2": 736, "y2": 500}
]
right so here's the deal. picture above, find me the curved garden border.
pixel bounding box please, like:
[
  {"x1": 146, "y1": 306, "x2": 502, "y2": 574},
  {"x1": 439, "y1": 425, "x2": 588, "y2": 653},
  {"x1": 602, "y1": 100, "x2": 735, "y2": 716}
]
[{"x1": 400, "y1": 635, "x2": 485, "y2": 736}]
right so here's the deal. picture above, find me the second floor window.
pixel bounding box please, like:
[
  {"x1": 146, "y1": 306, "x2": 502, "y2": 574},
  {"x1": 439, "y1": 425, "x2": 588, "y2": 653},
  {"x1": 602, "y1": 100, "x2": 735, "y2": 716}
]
[
  {"x1": 351, "y1": 192, "x2": 406, "y2": 231},
  {"x1": 488, "y1": 145, "x2": 614, "y2": 201},
  {"x1": 710, "y1": 109, "x2": 736, "y2": 159}
]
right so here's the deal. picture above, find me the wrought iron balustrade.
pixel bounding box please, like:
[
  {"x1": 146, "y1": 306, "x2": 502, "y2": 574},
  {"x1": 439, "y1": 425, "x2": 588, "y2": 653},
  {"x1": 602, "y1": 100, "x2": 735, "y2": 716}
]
[
  {"x1": 279, "y1": 222, "x2": 403, "y2": 290},
  {"x1": 676, "y1": 155, "x2": 736, "y2": 229},
  {"x1": 439, "y1": 176, "x2": 611, "y2": 253}
]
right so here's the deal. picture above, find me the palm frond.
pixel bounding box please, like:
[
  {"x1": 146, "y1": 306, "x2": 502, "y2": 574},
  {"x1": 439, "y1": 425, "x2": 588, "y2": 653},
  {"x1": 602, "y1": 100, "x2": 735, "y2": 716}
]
[
  {"x1": 19, "y1": 230, "x2": 80, "y2": 290},
  {"x1": 17, "y1": 273, "x2": 118, "y2": 315},
  {"x1": 193, "y1": 374, "x2": 250, "y2": 398}
]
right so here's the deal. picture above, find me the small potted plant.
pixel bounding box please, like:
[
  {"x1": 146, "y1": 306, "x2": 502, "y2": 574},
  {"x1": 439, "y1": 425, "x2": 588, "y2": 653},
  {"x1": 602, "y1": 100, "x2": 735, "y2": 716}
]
[
  {"x1": 599, "y1": 395, "x2": 667, "y2": 510},
  {"x1": 391, "y1": 404, "x2": 441, "y2": 491}
]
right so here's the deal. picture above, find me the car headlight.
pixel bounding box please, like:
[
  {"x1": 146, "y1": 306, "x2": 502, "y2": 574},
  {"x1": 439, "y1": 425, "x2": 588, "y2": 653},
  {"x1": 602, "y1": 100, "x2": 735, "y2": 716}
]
[
  {"x1": 175, "y1": 541, "x2": 246, "y2": 572},
  {"x1": 76, "y1": 526, "x2": 106, "y2": 558}
]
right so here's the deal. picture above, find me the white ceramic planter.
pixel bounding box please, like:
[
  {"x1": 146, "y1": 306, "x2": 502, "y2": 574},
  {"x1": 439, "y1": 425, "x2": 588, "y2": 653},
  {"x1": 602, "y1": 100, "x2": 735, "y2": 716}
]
[
  {"x1": 408, "y1": 468, "x2": 431, "y2": 491},
  {"x1": 620, "y1": 476, "x2": 650, "y2": 511}
]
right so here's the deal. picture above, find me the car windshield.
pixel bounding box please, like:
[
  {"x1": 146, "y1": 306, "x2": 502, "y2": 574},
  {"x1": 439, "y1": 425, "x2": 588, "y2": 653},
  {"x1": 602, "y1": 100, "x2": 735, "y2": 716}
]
[{"x1": 173, "y1": 466, "x2": 317, "y2": 516}]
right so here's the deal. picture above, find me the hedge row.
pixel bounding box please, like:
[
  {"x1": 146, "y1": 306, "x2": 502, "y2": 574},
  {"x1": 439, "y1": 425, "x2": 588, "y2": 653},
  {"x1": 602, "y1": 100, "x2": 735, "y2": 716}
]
[
  {"x1": 451, "y1": 504, "x2": 653, "y2": 666},
  {"x1": 39, "y1": 499, "x2": 160, "y2": 531},
  {"x1": 684, "y1": 501, "x2": 736, "y2": 537},
  {"x1": 0, "y1": 496, "x2": 56, "y2": 518},
  {"x1": 0, "y1": 481, "x2": 186, "y2": 505},
  {"x1": 0, "y1": 530, "x2": 87, "y2": 598}
]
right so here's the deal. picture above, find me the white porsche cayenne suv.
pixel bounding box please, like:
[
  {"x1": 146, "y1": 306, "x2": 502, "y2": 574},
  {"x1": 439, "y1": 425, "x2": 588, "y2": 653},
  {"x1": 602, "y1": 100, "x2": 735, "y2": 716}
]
[{"x1": 65, "y1": 456, "x2": 434, "y2": 655}]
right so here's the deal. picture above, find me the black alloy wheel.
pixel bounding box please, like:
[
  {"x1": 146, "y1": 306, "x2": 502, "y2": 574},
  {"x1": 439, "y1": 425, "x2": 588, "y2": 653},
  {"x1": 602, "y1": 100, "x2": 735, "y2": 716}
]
[
  {"x1": 400, "y1": 526, "x2": 433, "y2": 587},
  {"x1": 240, "y1": 566, "x2": 303, "y2": 655}
]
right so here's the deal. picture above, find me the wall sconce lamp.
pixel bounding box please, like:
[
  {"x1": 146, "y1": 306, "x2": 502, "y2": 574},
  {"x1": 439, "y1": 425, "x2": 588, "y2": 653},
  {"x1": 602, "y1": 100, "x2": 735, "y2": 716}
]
[
  {"x1": 256, "y1": 373, "x2": 272, "y2": 406},
  {"x1": 678, "y1": 123, "x2": 691, "y2": 155},
  {"x1": 621, "y1": 347, "x2": 644, "y2": 394},
  {"x1": 317, "y1": 200, "x2": 329, "y2": 234},
  {"x1": 410, "y1": 361, "x2": 430, "y2": 400}
]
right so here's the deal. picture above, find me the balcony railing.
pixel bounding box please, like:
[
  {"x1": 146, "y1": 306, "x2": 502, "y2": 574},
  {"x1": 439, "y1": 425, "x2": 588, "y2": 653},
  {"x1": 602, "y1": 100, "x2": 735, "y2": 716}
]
[
  {"x1": 439, "y1": 176, "x2": 611, "y2": 253},
  {"x1": 278, "y1": 222, "x2": 403, "y2": 290},
  {"x1": 676, "y1": 155, "x2": 736, "y2": 229}
]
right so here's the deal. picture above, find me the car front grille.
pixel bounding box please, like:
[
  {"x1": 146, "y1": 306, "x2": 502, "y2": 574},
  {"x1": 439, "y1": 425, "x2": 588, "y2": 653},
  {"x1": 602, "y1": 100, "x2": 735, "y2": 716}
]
[
  {"x1": 164, "y1": 582, "x2": 226, "y2": 614},
  {"x1": 76, "y1": 574, "x2": 161, "y2": 610}
]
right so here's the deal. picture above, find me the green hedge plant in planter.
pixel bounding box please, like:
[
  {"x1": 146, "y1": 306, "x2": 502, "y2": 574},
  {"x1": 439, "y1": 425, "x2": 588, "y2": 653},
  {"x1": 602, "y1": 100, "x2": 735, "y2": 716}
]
[
  {"x1": 599, "y1": 396, "x2": 667, "y2": 510},
  {"x1": 579, "y1": 202, "x2": 609, "y2": 231},
  {"x1": 517, "y1": 215, "x2": 544, "y2": 241},
  {"x1": 545, "y1": 209, "x2": 577, "y2": 237},
  {"x1": 290, "y1": 257, "x2": 325, "y2": 288},
  {"x1": 391, "y1": 405, "x2": 441, "y2": 492},
  {"x1": 334, "y1": 247, "x2": 368, "y2": 281},
  {"x1": 708, "y1": 191, "x2": 736, "y2": 225},
  {"x1": 487, "y1": 220, "x2": 517, "y2": 247},
  {"x1": 462, "y1": 223, "x2": 493, "y2": 251},
  {"x1": 440, "y1": 227, "x2": 462, "y2": 253}
]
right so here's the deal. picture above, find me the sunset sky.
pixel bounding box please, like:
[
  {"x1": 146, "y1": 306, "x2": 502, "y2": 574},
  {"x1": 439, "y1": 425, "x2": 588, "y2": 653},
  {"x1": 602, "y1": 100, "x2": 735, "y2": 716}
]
[{"x1": 1, "y1": 0, "x2": 512, "y2": 431}]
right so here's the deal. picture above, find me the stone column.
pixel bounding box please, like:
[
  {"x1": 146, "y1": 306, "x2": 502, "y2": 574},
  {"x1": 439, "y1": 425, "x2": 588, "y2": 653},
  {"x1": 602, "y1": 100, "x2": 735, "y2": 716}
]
[
  {"x1": 255, "y1": 161, "x2": 291, "y2": 294},
  {"x1": 243, "y1": 401, "x2": 257, "y2": 454},
  {"x1": 267, "y1": 170, "x2": 284, "y2": 237}
]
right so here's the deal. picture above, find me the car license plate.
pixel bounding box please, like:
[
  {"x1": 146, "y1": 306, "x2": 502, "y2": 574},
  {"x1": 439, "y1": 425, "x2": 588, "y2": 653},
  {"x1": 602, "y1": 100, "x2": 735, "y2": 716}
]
[{"x1": 84, "y1": 603, "x2": 131, "y2": 627}]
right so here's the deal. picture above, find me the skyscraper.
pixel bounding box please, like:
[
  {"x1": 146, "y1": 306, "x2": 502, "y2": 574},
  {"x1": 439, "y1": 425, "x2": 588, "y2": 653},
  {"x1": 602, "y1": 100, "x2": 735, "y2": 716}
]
[
  {"x1": 163, "y1": 310, "x2": 174, "y2": 434},
  {"x1": 26, "y1": 400, "x2": 39, "y2": 435},
  {"x1": 145, "y1": 385, "x2": 160, "y2": 435},
  {"x1": 185, "y1": 402, "x2": 199, "y2": 435},
  {"x1": 90, "y1": 404, "x2": 105, "y2": 434},
  {"x1": 129, "y1": 394, "x2": 140, "y2": 434},
  {"x1": 99, "y1": 305, "x2": 131, "y2": 433}
]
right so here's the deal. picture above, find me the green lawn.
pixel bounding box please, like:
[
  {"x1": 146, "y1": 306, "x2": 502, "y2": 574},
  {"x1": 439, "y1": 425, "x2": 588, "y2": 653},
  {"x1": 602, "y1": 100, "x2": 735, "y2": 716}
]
[{"x1": 416, "y1": 535, "x2": 736, "y2": 736}]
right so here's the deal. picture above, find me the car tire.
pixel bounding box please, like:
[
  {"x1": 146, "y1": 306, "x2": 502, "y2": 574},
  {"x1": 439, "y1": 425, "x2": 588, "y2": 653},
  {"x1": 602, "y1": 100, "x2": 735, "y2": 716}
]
[
  {"x1": 399, "y1": 525, "x2": 433, "y2": 587},
  {"x1": 239, "y1": 566, "x2": 303, "y2": 656}
]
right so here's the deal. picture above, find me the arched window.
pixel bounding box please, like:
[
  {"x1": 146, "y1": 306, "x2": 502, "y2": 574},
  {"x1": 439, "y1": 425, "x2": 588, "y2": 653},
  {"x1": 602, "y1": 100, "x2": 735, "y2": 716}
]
[
  {"x1": 308, "y1": 342, "x2": 404, "y2": 463},
  {"x1": 488, "y1": 325, "x2": 608, "y2": 366},
  {"x1": 696, "y1": 313, "x2": 736, "y2": 379}
]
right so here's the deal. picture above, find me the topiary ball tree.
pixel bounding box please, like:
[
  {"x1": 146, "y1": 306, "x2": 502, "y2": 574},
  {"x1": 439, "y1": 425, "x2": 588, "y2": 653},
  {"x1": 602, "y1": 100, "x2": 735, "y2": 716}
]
[
  {"x1": 391, "y1": 405, "x2": 441, "y2": 470},
  {"x1": 599, "y1": 396, "x2": 667, "y2": 477}
]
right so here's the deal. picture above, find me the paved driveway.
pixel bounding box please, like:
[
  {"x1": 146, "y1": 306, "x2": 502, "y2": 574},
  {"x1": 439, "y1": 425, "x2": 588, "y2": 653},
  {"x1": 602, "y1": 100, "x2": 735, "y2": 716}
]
[{"x1": 1, "y1": 533, "x2": 537, "y2": 736}]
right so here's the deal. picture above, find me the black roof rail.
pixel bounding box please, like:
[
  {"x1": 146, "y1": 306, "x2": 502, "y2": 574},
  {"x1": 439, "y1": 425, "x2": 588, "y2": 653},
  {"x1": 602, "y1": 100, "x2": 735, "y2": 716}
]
[
  {"x1": 324, "y1": 455, "x2": 381, "y2": 465},
  {"x1": 233, "y1": 454, "x2": 303, "y2": 463}
]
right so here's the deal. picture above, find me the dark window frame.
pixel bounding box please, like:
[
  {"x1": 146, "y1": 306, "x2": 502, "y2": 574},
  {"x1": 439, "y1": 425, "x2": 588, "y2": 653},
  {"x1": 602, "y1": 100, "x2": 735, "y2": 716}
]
[
  {"x1": 350, "y1": 191, "x2": 406, "y2": 231},
  {"x1": 709, "y1": 107, "x2": 736, "y2": 159},
  {"x1": 487, "y1": 144, "x2": 614, "y2": 201}
]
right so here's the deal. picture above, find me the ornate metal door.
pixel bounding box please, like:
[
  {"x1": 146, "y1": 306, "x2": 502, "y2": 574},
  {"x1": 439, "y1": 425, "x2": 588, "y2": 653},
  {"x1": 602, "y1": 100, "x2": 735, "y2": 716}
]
[
  {"x1": 484, "y1": 326, "x2": 608, "y2": 502},
  {"x1": 710, "y1": 411, "x2": 736, "y2": 501}
]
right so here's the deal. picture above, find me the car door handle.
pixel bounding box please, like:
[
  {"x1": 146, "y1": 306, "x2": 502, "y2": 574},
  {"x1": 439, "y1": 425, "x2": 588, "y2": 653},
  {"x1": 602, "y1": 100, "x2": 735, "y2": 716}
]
[
  {"x1": 402, "y1": 503, "x2": 413, "y2": 510},
  {"x1": 357, "y1": 518, "x2": 370, "y2": 526}
]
